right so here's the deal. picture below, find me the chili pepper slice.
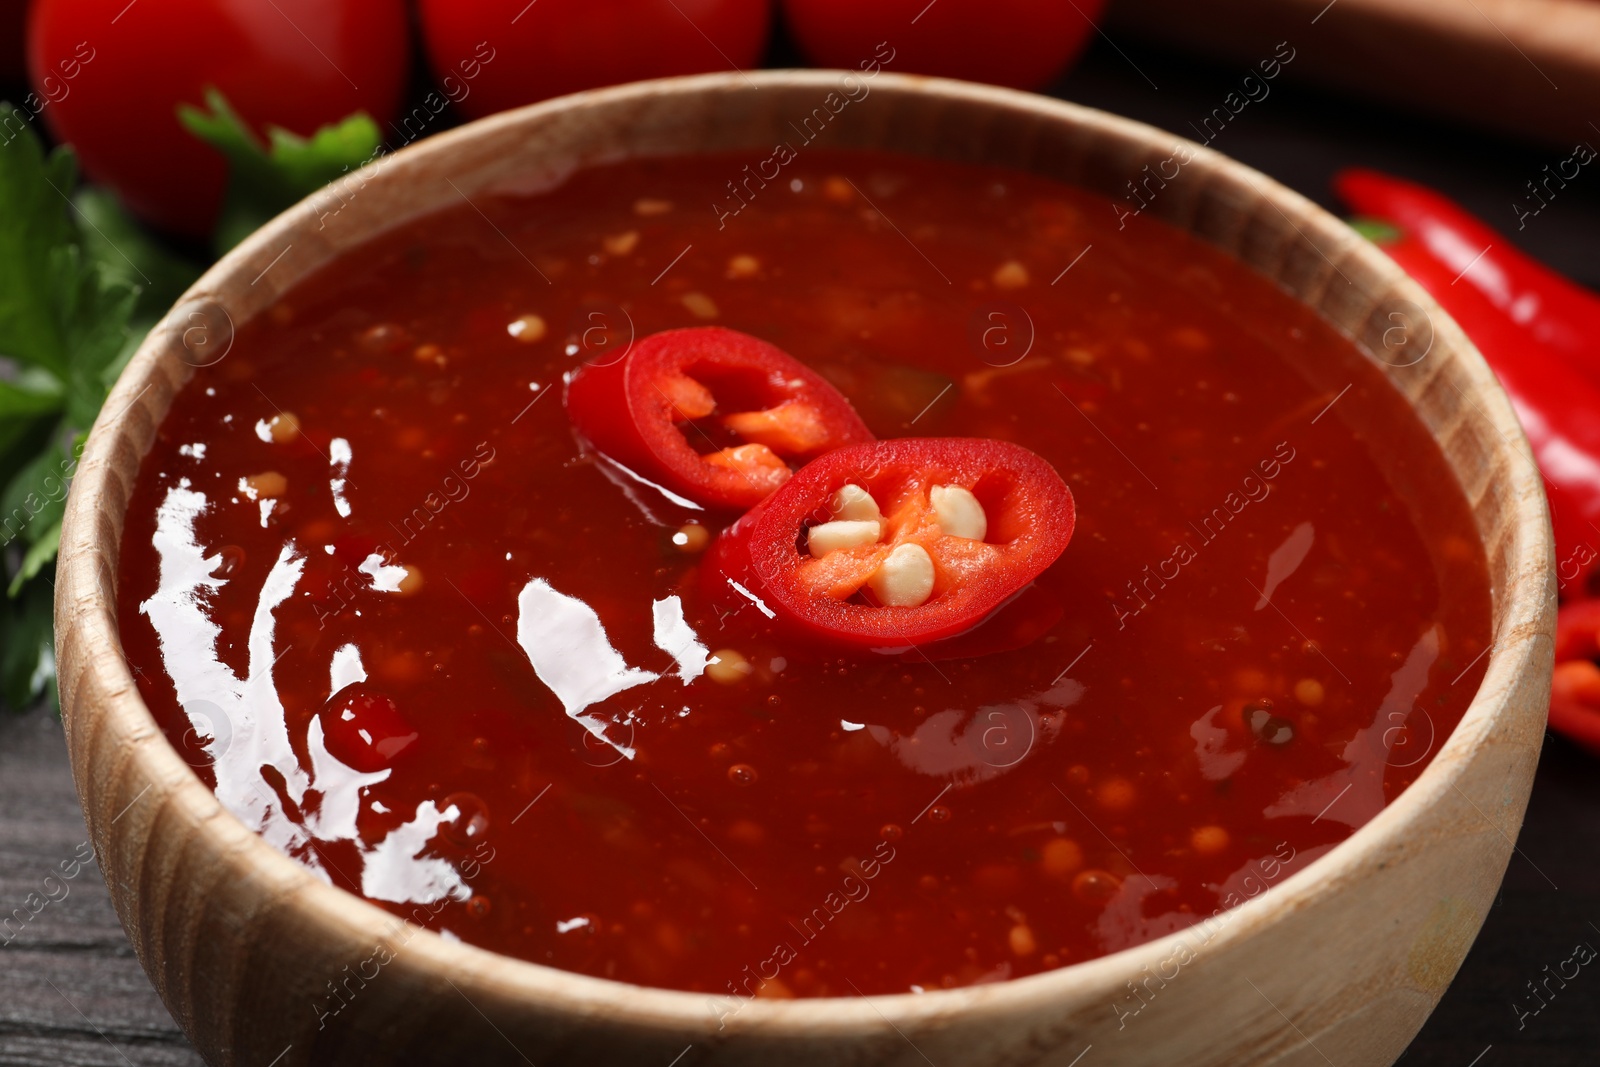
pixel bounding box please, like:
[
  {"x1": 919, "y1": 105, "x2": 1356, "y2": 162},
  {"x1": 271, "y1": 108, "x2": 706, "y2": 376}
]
[
  {"x1": 565, "y1": 327, "x2": 874, "y2": 510},
  {"x1": 707, "y1": 438, "x2": 1075, "y2": 648},
  {"x1": 1551, "y1": 599, "x2": 1600, "y2": 756},
  {"x1": 1337, "y1": 177, "x2": 1600, "y2": 599},
  {"x1": 1337, "y1": 168, "x2": 1600, "y2": 384}
]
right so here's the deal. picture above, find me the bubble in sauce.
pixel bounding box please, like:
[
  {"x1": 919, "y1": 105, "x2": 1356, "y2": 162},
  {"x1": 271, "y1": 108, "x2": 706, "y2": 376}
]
[{"x1": 442, "y1": 792, "x2": 490, "y2": 846}]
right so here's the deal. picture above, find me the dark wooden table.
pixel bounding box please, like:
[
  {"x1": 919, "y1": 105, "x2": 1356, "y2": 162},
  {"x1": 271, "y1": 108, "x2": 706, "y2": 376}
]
[{"x1": 3, "y1": 31, "x2": 1598, "y2": 1067}]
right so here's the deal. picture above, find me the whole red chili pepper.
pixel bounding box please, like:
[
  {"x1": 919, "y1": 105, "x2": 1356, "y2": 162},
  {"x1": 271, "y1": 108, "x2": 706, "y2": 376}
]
[
  {"x1": 1336, "y1": 168, "x2": 1600, "y2": 383},
  {"x1": 1335, "y1": 169, "x2": 1600, "y2": 601},
  {"x1": 1551, "y1": 599, "x2": 1600, "y2": 756}
]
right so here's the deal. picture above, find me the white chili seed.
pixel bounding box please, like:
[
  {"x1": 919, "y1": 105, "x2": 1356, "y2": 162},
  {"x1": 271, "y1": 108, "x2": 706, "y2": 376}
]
[
  {"x1": 993, "y1": 260, "x2": 1030, "y2": 289},
  {"x1": 243, "y1": 471, "x2": 288, "y2": 498},
  {"x1": 681, "y1": 292, "x2": 719, "y2": 319},
  {"x1": 1008, "y1": 923, "x2": 1037, "y2": 957},
  {"x1": 672, "y1": 523, "x2": 711, "y2": 553},
  {"x1": 603, "y1": 230, "x2": 640, "y2": 256},
  {"x1": 706, "y1": 649, "x2": 754, "y2": 685},
  {"x1": 807, "y1": 519, "x2": 882, "y2": 557},
  {"x1": 726, "y1": 254, "x2": 761, "y2": 279},
  {"x1": 830, "y1": 483, "x2": 882, "y2": 523},
  {"x1": 930, "y1": 485, "x2": 987, "y2": 540},
  {"x1": 267, "y1": 412, "x2": 301, "y2": 444},
  {"x1": 507, "y1": 314, "x2": 547, "y2": 343},
  {"x1": 395, "y1": 565, "x2": 425, "y2": 597},
  {"x1": 868, "y1": 543, "x2": 935, "y2": 607}
]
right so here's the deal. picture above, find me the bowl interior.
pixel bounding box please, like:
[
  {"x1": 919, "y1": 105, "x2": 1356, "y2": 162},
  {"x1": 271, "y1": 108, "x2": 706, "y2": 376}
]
[{"x1": 55, "y1": 71, "x2": 1552, "y2": 1063}]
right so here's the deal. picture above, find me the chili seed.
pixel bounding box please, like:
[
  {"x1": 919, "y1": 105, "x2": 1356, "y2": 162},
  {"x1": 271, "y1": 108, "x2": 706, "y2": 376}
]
[
  {"x1": 681, "y1": 292, "x2": 719, "y2": 320},
  {"x1": 727, "y1": 763, "x2": 758, "y2": 786},
  {"x1": 726, "y1": 254, "x2": 761, "y2": 279},
  {"x1": 670, "y1": 523, "x2": 710, "y2": 553},
  {"x1": 266, "y1": 412, "x2": 301, "y2": 443},
  {"x1": 507, "y1": 314, "x2": 547, "y2": 343},
  {"x1": 1097, "y1": 777, "x2": 1136, "y2": 812},
  {"x1": 1040, "y1": 837, "x2": 1084, "y2": 877},
  {"x1": 1191, "y1": 825, "x2": 1230, "y2": 855},
  {"x1": 244, "y1": 471, "x2": 287, "y2": 498},
  {"x1": 1294, "y1": 678, "x2": 1326, "y2": 706},
  {"x1": 603, "y1": 230, "x2": 640, "y2": 257},
  {"x1": 992, "y1": 260, "x2": 1029, "y2": 289},
  {"x1": 388, "y1": 565, "x2": 422, "y2": 597},
  {"x1": 706, "y1": 649, "x2": 753, "y2": 685}
]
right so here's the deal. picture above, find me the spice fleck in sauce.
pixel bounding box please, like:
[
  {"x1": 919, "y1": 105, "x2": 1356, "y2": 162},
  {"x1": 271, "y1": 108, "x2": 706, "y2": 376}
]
[{"x1": 117, "y1": 151, "x2": 1492, "y2": 997}]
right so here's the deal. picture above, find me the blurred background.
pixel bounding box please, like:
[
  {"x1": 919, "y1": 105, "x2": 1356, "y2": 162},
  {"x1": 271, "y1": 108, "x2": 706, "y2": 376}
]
[{"x1": 1, "y1": 1, "x2": 1597, "y2": 1062}]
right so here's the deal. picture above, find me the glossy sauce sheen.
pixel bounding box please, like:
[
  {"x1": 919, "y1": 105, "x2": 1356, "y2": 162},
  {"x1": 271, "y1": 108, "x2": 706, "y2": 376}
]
[{"x1": 118, "y1": 151, "x2": 1492, "y2": 999}]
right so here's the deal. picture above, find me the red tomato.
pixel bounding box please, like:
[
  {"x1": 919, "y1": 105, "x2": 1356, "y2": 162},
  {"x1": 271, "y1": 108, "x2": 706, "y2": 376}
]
[
  {"x1": 707, "y1": 438, "x2": 1075, "y2": 648},
  {"x1": 416, "y1": 0, "x2": 772, "y2": 121},
  {"x1": 566, "y1": 327, "x2": 873, "y2": 510},
  {"x1": 26, "y1": 0, "x2": 410, "y2": 237},
  {"x1": 782, "y1": 0, "x2": 1103, "y2": 91}
]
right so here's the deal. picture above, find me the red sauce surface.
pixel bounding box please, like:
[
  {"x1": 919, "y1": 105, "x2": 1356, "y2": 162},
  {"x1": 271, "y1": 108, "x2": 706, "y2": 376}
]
[{"x1": 117, "y1": 150, "x2": 1492, "y2": 1000}]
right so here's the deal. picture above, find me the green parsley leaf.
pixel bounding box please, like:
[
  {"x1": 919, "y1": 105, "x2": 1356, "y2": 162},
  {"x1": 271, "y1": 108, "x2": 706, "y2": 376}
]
[
  {"x1": 0, "y1": 577, "x2": 56, "y2": 709},
  {"x1": 50, "y1": 244, "x2": 140, "y2": 428},
  {"x1": 73, "y1": 188, "x2": 204, "y2": 391},
  {"x1": 179, "y1": 88, "x2": 382, "y2": 255},
  {"x1": 9, "y1": 522, "x2": 60, "y2": 598},
  {"x1": 0, "y1": 109, "x2": 144, "y2": 709},
  {"x1": 0, "y1": 104, "x2": 79, "y2": 376},
  {"x1": 74, "y1": 186, "x2": 202, "y2": 320},
  {"x1": 0, "y1": 377, "x2": 65, "y2": 420},
  {"x1": 0, "y1": 443, "x2": 70, "y2": 556}
]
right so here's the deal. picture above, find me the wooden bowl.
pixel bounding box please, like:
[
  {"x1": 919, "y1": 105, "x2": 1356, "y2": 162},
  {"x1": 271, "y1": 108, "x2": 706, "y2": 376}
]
[
  {"x1": 1107, "y1": 0, "x2": 1600, "y2": 149},
  {"x1": 55, "y1": 71, "x2": 1554, "y2": 1066}
]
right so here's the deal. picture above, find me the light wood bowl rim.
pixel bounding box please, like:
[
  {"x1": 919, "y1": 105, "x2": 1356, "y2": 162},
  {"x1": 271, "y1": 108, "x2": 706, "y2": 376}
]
[{"x1": 55, "y1": 69, "x2": 1553, "y2": 1037}]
